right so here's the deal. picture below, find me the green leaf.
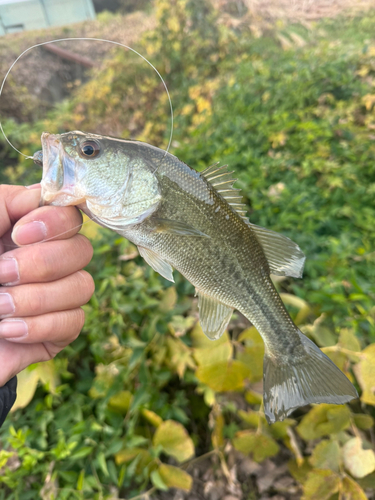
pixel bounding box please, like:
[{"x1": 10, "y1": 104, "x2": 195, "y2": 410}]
[
  {"x1": 297, "y1": 404, "x2": 351, "y2": 440},
  {"x1": 269, "y1": 419, "x2": 295, "y2": 439},
  {"x1": 151, "y1": 470, "x2": 169, "y2": 491},
  {"x1": 196, "y1": 360, "x2": 251, "y2": 392},
  {"x1": 309, "y1": 439, "x2": 340, "y2": 472},
  {"x1": 153, "y1": 420, "x2": 194, "y2": 463},
  {"x1": 302, "y1": 470, "x2": 340, "y2": 500},
  {"x1": 343, "y1": 438, "x2": 375, "y2": 478},
  {"x1": 232, "y1": 430, "x2": 279, "y2": 462},
  {"x1": 353, "y1": 413, "x2": 374, "y2": 430},
  {"x1": 288, "y1": 458, "x2": 312, "y2": 483},
  {"x1": 158, "y1": 464, "x2": 193, "y2": 491}
]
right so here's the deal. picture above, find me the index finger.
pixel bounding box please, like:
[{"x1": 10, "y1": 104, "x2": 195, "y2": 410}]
[
  {"x1": 11, "y1": 205, "x2": 83, "y2": 246},
  {"x1": 0, "y1": 184, "x2": 41, "y2": 238}
]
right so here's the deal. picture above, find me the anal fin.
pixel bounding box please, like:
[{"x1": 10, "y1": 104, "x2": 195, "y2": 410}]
[
  {"x1": 197, "y1": 291, "x2": 233, "y2": 340},
  {"x1": 138, "y1": 246, "x2": 174, "y2": 282}
]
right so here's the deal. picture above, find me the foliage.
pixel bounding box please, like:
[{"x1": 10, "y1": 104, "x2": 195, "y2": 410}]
[{"x1": 0, "y1": 1, "x2": 375, "y2": 499}]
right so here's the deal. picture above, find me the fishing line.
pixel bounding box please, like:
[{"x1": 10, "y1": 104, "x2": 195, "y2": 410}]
[
  {"x1": 0, "y1": 37, "x2": 174, "y2": 248},
  {"x1": 0, "y1": 37, "x2": 174, "y2": 163},
  {"x1": 1, "y1": 211, "x2": 113, "y2": 250}
]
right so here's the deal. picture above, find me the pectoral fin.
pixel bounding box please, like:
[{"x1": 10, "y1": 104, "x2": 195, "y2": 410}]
[
  {"x1": 197, "y1": 291, "x2": 233, "y2": 340},
  {"x1": 248, "y1": 223, "x2": 306, "y2": 278},
  {"x1": 150, "y1": 218, "x2": 209, "y2": 237},
  {"x1": 138, "y1": 246, "x2": 174, "y2": 282}
]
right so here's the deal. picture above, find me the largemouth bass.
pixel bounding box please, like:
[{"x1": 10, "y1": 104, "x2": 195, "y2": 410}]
[{"x1": 36, "y1": 131, "x2": 358, "y2": 423}]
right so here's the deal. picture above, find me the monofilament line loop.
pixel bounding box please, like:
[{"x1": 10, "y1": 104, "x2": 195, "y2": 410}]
[{"x1": 0, "y1": 37, "x2": 174, "y2": 162}]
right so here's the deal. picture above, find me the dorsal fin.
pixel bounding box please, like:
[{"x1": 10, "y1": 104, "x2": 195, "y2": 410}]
[
  {"x1": 201, "y1": 163, "x2": 249, "y2": 221},
  {"x1": 247, "y1": 223, "x2": 306, "y2": 278},
  {"x1": 201, "y1": 164, "x2": 306, "y2": 280}
]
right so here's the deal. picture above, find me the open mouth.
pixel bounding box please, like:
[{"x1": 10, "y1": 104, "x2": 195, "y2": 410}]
[{"x1": 40, "y1": 133, "x2": 85, "y2": 206}]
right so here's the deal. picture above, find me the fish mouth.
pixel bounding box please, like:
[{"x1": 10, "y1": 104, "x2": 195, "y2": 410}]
[{"x1": 40, "y1": 133, "x2": 85, "y2": 206}]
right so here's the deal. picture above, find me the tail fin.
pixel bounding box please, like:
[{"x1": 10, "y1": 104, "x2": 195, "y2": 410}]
[{"x1": 263, "y1": 331, "x2": 358, "y2": 424}]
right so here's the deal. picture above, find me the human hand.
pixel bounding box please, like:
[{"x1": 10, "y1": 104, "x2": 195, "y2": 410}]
[{"x1": 0, "y1": 184, "x2": 95, "y2": 386}]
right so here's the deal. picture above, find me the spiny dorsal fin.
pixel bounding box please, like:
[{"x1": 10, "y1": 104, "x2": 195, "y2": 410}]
[
  {"x1": 201, "y1": 163, "x2": 249, "y2": 221},
  {"x1": 197, "y1": 290, "x2": 234, "y2": 340}
]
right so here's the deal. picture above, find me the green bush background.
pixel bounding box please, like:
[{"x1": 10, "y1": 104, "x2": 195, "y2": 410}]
[{"x1": 0, "y1": 1, "x2": 375, "y2": 498}]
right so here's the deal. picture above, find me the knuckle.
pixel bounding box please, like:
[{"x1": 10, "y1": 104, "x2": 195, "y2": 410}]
[
  {"x1": 67, "y1": 308, "x2": 85, "y2": 342},
  {"x1": 57, "y1": 206, "x2": 82, "y2": 233},
  {"x1": 75, "y1": 235, "x2": 94, "y2": 263},
  {"x1": 76, "y1": 270, "x2": 95, "y2": 302},
  {"x1": 30, "y1": 246, "x2": 52, "y2": 282}
]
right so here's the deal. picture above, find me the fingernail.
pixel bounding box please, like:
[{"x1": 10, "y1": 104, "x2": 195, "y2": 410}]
[
  {"x1": 0, "y1": 319, "x2": 28, "y2": 338},
  {"x1": 25, "y1": 183, "x2": 41, "y2": 190},
  {"x1": 0, "y1": 258, "x2": 19, "y2": 284},
  {"x1": 12, "y1": 221, "x2": 47, "y2": 245},
  {"x1": 0, "y1": 293, "x2": 15, "y2": 317}
]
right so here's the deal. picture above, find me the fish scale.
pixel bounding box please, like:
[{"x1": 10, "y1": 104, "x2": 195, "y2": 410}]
[{"x1": 37, "y1": 130, "x2": 358, "y2": 423}]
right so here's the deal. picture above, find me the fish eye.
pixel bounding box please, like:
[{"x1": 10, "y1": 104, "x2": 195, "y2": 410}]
[{"x1": 79, "y1": 140, "x2": 101, "y2": 158}]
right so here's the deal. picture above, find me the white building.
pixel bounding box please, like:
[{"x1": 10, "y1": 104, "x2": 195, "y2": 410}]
[{"x1": 0, "y1": 0, "x2": 96, "y2": 35}]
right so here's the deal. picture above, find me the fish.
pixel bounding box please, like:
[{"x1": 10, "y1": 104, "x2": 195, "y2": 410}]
[{"x1": 36, "y1": 130, "x2": 358, "y2": 423}]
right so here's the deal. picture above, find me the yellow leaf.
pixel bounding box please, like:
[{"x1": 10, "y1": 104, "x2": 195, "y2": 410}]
[
  {"x1": 115, "y1": 448, "x2": 145, "y2": 464},
  {"x1": 11, "y1": 360, "x2": 59, "y2": 412},
  {"x1": 159, "y1": 287, "x2": 177, "y2": 313},
  {"x1": 280, "y1": 293, "x2": 311, "y2": 325},
  {"x1": 196, "y1": 360, "x2": 251, "y2": 392},
  {"x1": 153, "y1": 420, "x2": 194, "y2": 463},
  {"x1": 245, "y1": 390, "x2": 262, "y2": 405},
  {"x1": 108, "y1": 391, "x2": 133, "y2": 415},
  {"x1": 362, "y1": 94, "x2": 375, "y2": 111},
  {"x1": 166, "y1": 337, "x2": 196, "y2": 378},
  {"x1": 190, "y1": 323, "x2": 230, "y2": 349},
  {"x1": 232, "y1": 430, "x2": 279, "y2": 462},
  {"x1": 343, "y1": 438, "x2": 375, "y2": 479},
  {"x1": 354, "y1": 344, "x2": 375, "y2": 405},
  {"x1": 297, "y1": 404, "x2": 351, "y2": 440},
  {"x1": 194, "y1": 340, "x2": 232, "y2": 367},
  {"x1": 36, "y1": 360, "x2": 59, "y2": 393},
  {"x1": 339, "y1": 329, "x2": 361, "y2": 353},
  {"x1": 302, "y1": 469, "x2": 340, "y2": 500},
  {"x1": 158, "y1": 464, "x2": 192, "y2": 492},
  {"x1": 341, "y1": 476, "x2": 367, "y2": 500},
  {"x1": 211, "y1": 412, "x2": 224, "y2": 449},
  {"x1": 237, "y1": 327, "x2": 264, "y2": 381},
  {"x1": 142, "y1": 409, "x2": 163, "y2": 427}
]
